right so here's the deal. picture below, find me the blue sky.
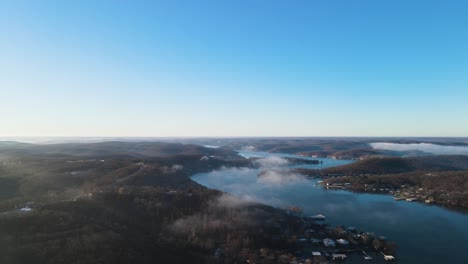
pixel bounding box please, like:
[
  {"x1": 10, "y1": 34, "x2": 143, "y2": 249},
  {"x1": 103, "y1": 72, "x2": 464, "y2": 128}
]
[{"x1": 1, "y1": 0, "x2": 467, "y2": 137}]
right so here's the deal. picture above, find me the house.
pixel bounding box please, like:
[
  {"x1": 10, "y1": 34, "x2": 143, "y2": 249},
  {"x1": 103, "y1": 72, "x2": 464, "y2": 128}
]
[
  {"x1": 310, "y1": 238, "x2": 321, "y2": 244},
  {"x1": 20, "y1": 207, "x2": 32, "y2": 212},
  {"x1": 332, "y1": 254, "x2": 347, "y2": 260},
  {"x1": 336, "y1": 239, "x2": 350, "y2": 246},
  {"x1": 310, "y1": 214, "x2": 326, "y2": 221},
  {"x1": 323, "y1": 238, "x2": 335, "y2": 247}
]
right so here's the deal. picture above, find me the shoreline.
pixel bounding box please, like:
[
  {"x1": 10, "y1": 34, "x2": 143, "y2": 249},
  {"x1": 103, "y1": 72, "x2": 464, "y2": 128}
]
[{"x1": 317, "y1": 181, "x2": 468, "y2": 214}]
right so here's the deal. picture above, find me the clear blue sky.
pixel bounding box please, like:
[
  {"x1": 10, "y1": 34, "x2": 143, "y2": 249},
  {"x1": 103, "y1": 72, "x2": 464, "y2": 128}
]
[{"x1": 1, "y1": 0, "x2": 467, "y2": 137}]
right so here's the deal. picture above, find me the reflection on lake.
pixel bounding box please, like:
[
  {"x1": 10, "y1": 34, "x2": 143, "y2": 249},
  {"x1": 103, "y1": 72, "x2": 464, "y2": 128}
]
[{"x1": 192, "y1": 150, "x2": 468, "y2": 264}]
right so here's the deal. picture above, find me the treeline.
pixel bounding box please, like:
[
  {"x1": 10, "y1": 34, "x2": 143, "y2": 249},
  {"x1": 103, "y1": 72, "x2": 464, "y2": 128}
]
[
  {"x1": 0, "y1": 141, "x2": 240, "y2": 159},
  {"x1": 295, "y1": 155, "x2": 468, "y2": 177},
  {"x1": 325, "y1": 171, "x2": 468, "y2": 210},
  {"x1": 326, "y1": 171, "x2": 467, "y2": 192}
]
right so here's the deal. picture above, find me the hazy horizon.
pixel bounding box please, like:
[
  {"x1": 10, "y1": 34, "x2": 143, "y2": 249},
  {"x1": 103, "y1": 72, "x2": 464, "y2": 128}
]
[{"x1": 2, "y1": 136, "x2": 468, "y2": 146}]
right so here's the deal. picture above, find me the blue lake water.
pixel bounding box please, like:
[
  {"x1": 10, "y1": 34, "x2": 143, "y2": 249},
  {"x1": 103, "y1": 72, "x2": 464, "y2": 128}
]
[{"x1": 192, "y1": 150, "x2": 468, "y2": 264}]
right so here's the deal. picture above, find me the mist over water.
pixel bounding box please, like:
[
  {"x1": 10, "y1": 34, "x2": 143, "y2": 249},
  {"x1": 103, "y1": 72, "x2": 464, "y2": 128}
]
[{"x1": 192, "y1": 150, "x2": 468, "y2": 264}]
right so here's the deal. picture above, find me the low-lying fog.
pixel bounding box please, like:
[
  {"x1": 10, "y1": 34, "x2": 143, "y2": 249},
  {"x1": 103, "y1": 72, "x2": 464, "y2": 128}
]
[{"x1": 370, "y1": 142, "x2": 468, "y2": 155}]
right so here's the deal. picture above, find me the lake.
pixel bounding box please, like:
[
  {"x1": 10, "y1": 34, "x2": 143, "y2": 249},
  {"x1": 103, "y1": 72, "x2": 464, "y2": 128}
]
[{"x1": 192, "y1": 150, "x2": 468, "y2": 264}]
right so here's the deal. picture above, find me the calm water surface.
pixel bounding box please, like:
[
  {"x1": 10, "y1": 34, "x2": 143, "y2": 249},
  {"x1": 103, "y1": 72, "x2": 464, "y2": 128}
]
[{"x1": 192, "y1": 150, "x2": 468, "y2": 264}]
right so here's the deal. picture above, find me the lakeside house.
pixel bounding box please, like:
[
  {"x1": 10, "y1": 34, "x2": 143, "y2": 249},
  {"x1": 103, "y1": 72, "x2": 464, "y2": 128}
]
[
  {"x1": 336, "y1": 238, "x2": 350, "y2": 246},
  {"x1": 332, "y1": 253, "x2": 347, "y2": 260},
  {"x1": 323, "y1": 238, "x2": 335, "y2": 247},
  {"x1": 20, "y1": 207, "x2": 32, "y2": 212},
  {"x1": 310, "y1": 238, "x2": 321, "y2": 244},
  {"x1": 310, "y1": 214, "x2": 326, "y2": 221}
]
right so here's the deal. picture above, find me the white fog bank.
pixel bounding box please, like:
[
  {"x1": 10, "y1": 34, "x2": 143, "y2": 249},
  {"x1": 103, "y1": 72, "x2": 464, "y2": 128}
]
[{"x1": 370, "y1": 142, "x2": 468, "y2": 155}]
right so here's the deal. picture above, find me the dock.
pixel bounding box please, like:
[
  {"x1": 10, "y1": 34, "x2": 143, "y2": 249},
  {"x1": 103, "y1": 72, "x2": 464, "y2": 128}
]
[
  {"x1": 381, "y1": 251, "x2": 395, "y2": 261},
  {"x1": 362, "y1": 250, "x2": 372, "y2": 260}
]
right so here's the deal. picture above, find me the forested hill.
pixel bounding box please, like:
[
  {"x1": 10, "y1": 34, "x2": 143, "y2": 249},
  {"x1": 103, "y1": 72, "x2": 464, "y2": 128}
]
[
  {"x1": 297, "y1": 155, "x2": 468, "y2": 176},
  {"x1": 0, "y1": 140, "x2": 407, "y2": 263},
  {"x1": 0, "y1": 141, "x2": 311, "y2": 264},
  {"x1": 0, "y1": 141, "x2": 239, "y2": 159}
]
